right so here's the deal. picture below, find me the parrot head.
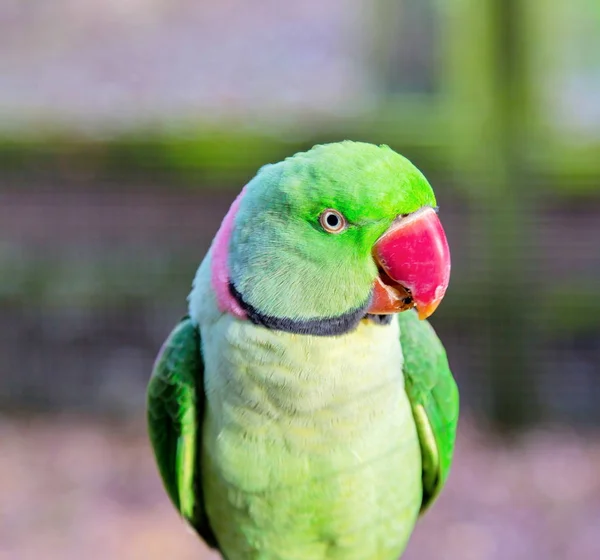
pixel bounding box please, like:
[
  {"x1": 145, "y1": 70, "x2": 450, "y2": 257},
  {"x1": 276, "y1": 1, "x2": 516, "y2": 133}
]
[{"x1": 210, "y1": 141, "x2": 450, "y2": 336}]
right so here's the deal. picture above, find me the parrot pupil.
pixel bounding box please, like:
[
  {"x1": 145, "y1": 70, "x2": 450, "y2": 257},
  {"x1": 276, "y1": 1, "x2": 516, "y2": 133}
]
[{"x1": 326, "y1": 214, "x2": 340, "y2": 228}]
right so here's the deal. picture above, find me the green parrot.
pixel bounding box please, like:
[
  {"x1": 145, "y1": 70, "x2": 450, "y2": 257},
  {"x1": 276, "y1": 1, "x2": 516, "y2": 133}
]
[{"x1": 147, "y1": 141, "x2": 459, "y2": 560}]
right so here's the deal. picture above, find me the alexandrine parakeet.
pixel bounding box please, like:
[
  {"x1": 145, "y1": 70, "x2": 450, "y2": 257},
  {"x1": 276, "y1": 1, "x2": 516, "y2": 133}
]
[{"x1": 147, "y1": 141, "x2": 459, "y2": 560}]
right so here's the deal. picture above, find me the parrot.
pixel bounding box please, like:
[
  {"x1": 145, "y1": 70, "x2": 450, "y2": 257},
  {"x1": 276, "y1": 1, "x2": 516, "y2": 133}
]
[{"x1": 147, "y1": 141, "x2": 459, "y2": 560}]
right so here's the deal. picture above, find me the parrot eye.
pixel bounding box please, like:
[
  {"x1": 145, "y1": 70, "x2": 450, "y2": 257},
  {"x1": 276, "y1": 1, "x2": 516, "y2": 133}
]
[{"x1": 319, "y1": 209, "x2": 347, "y2": 233}]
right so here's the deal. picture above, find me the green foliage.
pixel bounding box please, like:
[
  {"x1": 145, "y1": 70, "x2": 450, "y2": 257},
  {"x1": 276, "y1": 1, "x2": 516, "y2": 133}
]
[
  {"x1": 0, "y1": 131, "x2": 311, "y2": 188},
  {"x1": 0, "y1": 248, "x2": 195, "y2": 308}
]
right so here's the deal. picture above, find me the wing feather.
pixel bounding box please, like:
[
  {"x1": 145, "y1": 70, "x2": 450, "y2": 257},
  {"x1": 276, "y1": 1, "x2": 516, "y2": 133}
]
[
  {"x1": 146, "y1": 317, "x2": 218, "y2": 548},
  {"x1": 398, "y1": 309, "x2": 459, "y2": 513}
]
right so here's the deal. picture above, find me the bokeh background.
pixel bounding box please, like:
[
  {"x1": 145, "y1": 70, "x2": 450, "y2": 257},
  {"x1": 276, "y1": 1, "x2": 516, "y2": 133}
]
[{"x1": 1, "y1": 1, "x2": 599, "y2": 559}]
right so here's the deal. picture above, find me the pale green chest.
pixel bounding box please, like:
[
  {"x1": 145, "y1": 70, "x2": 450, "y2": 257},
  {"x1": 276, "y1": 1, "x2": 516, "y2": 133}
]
[{"x1": 200, "y1": 317, "x2": 422, "y2": 560}]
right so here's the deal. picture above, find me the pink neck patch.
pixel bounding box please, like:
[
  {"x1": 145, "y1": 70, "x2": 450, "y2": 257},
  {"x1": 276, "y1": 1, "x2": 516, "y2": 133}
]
[{"x1": 211, "y1": 186, "x2": 248, "y2": 319}]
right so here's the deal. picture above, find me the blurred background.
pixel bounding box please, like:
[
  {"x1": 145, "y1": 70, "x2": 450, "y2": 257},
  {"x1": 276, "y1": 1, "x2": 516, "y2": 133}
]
[{"x1": 1, "y1": 1, "x2": 599, "y2": 559}]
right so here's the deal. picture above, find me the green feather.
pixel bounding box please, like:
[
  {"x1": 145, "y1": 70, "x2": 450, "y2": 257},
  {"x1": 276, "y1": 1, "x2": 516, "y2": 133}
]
[
  {"x1": 146, "y1": 317, "x2": 218, "y2": 549},
  {"x1": 398, "y1": 309, "x2": 459, "y2": 512}
]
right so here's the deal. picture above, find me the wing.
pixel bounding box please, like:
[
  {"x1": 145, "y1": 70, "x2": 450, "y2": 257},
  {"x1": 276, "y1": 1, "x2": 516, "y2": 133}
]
[
  {"x1": 398, "y1": 309, "x2": 459, "y2": 513},
  {"x1": 146, "y1": 316, "x2": 218, "y2": 548}
]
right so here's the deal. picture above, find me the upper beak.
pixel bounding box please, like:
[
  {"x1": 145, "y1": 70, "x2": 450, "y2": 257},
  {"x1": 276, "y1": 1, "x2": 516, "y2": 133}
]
[{"x1": 368, "y1": 206, "x2": 451, "y2": 320}]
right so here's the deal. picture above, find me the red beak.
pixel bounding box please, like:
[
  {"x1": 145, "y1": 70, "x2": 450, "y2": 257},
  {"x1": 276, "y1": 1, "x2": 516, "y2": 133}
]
[{"x1": 368, "y1": 206, "x2": 451, "y2": 320}]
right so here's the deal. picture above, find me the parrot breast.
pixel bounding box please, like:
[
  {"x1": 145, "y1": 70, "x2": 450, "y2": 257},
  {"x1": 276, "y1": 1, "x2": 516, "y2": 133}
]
[{"x1": 190, "y1": 256, "x2": 423, "y2": 560}]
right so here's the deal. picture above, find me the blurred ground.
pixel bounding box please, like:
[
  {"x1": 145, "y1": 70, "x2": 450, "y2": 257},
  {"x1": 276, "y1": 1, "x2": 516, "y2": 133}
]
[{"x1": 1, "y1": 418, "x2": 599, "y2": 560}]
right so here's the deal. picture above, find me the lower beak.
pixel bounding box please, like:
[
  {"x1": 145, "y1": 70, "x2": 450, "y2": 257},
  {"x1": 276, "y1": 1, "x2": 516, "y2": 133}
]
[{"x1": 368, "y1": 206, "x2": 451, "y2": 320}]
